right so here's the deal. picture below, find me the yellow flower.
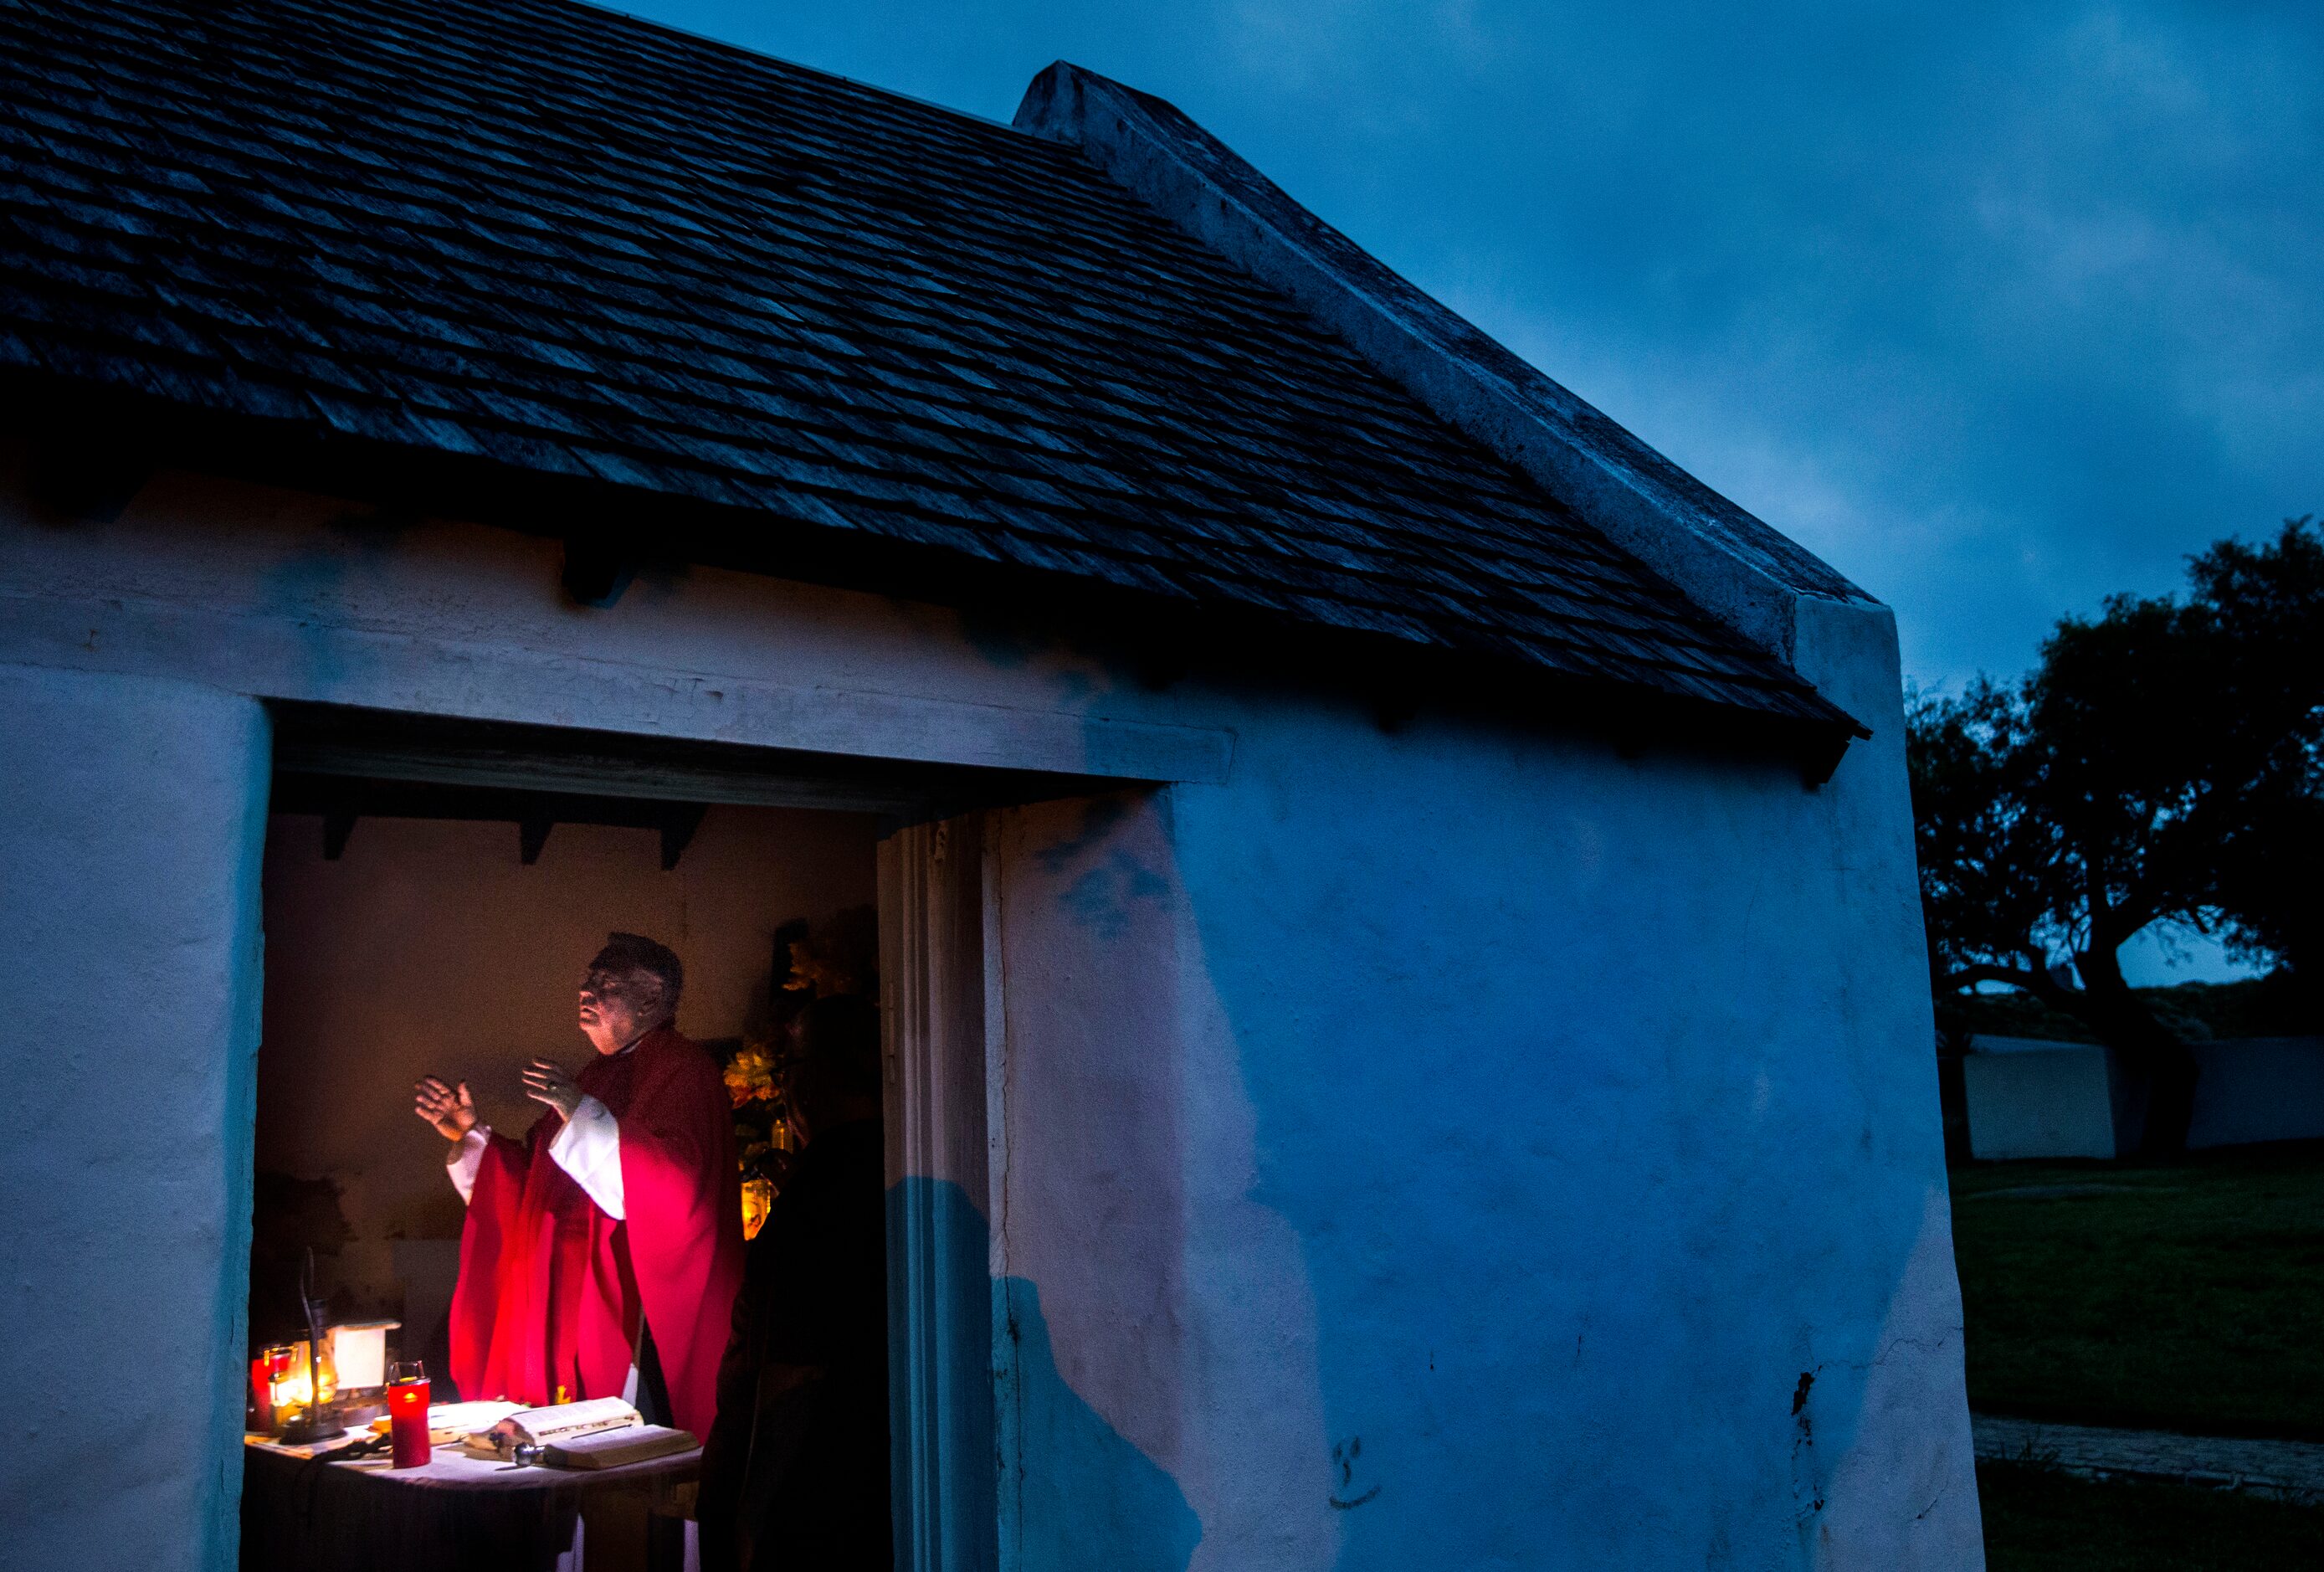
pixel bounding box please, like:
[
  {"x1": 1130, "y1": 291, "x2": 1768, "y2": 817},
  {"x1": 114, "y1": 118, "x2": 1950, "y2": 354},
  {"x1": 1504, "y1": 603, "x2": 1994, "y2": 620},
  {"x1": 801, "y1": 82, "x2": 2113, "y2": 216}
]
[{"x1": 724, "y1": 1041, "x2": 779, "y2": 1107}]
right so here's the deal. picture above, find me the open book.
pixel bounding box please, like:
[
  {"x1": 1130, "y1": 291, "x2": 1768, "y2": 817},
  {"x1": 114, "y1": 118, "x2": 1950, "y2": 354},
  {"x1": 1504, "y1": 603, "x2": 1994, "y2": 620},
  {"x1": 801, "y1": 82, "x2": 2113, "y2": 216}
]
[
  {"x1": 540, "y1": 1424, "x2": 697, "y2": 1469},
  {"x1": 460, "y1": 1397, "x2": 642, "y2": 1457}
]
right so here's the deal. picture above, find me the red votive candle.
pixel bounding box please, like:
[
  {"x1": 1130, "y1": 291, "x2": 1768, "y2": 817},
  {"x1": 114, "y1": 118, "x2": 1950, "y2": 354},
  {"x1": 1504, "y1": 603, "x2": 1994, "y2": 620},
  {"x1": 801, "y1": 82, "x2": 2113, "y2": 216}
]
[
  {"x1": 386, "y1": 1363, "x2": 431, "y2": 1469},
  {"x1": 249, "y1": 1354, "x2": 274, "y2": 1433}
]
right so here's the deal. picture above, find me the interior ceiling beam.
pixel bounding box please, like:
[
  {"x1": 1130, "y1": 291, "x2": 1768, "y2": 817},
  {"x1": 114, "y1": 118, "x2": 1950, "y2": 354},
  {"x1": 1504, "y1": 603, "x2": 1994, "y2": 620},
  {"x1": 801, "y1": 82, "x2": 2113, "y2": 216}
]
[
  {"x1": 269, "y1": 701, "x2": 1132, "y2": 823},
  {"x1": 274, "y1": 773, "x2": 719, "y2": 870},
  {"x1": 281, "y1": 742, "x2": 929, "y2": 815}
]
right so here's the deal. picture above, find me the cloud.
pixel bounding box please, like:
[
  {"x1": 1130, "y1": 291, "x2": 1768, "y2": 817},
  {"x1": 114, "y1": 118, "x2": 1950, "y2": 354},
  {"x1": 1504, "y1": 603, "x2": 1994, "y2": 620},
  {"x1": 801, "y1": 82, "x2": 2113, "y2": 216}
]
[{"x1": 634, "y1": 1, "x2": 2323, "y2": 687}]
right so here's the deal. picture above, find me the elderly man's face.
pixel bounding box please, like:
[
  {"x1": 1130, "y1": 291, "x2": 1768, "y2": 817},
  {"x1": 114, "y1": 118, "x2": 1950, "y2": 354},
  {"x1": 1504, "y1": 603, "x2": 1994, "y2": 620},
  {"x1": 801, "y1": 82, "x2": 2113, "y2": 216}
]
[{"x1": 577, "y1": 964, "x2": 665, "y2": 1055}]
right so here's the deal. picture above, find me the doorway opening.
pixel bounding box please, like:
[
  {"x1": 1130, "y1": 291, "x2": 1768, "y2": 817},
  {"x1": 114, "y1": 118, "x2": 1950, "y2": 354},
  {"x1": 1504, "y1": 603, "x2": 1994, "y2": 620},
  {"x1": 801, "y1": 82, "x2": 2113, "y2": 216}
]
[
  {"x1": 238, "y1": 703, "x2": 1050, "y2": 1569},
  {"x1": 248, "y1": 782, "x2": 877, "y2": 1364}
]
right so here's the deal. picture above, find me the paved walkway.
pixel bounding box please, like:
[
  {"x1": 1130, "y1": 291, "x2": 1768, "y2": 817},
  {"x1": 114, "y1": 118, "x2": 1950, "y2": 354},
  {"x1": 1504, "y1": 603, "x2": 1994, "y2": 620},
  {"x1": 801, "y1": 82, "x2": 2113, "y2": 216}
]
[{"x1": 1973, "y1": 1413, "x2": 2324, "y2": 1503}]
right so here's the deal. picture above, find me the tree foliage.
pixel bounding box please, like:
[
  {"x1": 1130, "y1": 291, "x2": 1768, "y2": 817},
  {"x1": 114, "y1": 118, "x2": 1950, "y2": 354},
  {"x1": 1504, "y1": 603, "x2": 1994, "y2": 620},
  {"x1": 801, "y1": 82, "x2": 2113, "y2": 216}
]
[
  {"x1": 2189, "y1": 524, "x2": 2324, "y2": 994},
  {"x1": 1908, "y1": 518, "x2": 2323, "y2": 1153}
]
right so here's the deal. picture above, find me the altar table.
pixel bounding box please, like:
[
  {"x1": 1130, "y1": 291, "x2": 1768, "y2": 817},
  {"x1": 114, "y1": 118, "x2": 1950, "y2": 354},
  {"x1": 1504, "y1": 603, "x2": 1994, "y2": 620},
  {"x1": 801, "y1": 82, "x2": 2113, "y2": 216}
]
[{"x1": 240, "y1": 1431, "x2": 696, "y2": 1572}]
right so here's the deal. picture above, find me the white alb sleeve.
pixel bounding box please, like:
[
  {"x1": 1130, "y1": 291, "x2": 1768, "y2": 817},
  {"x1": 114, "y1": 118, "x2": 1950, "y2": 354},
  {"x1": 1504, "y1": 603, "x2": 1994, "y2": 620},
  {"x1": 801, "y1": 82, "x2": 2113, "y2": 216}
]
[
  {"x1": 446, "y1": 1125, "x2": 492, "y2": 1205},
  {"x1": 548, "y1": 1095, "x2": 626, "y2": 1220}
]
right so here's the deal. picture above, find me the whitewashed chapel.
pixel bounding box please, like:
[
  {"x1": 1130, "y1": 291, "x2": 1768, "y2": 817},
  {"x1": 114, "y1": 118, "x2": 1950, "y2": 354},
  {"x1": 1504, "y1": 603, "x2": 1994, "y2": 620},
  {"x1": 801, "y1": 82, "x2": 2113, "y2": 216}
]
[{"x1": 0, "y1": 1, "x2": 1980, "y2": 1568}]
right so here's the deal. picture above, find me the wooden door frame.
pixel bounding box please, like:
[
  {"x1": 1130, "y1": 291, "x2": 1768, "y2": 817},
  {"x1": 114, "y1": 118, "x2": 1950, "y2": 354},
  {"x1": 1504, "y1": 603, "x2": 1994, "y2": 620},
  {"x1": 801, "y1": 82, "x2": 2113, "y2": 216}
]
[{"x1": 880, "y1": 812, "x2": 1014, "y2": 1572}]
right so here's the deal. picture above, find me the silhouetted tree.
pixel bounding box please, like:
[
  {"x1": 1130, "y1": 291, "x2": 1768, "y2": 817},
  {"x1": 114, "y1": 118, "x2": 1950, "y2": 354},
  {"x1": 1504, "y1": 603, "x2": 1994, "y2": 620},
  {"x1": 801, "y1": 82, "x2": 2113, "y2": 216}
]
[
  {"x1": 2190, "y1": 521, "x2": 2324, "y2": 1010},
  {"x1": 1908, "y1": 518, "x2": 2322, "y2": 1155}
]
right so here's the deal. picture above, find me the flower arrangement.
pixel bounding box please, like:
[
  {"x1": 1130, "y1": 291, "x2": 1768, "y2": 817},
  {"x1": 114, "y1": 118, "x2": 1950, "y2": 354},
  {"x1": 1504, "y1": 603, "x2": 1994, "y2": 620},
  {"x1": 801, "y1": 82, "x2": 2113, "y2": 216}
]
[{"x1": 724, "y1": 1042, "x2": 779, "y2": 1109}]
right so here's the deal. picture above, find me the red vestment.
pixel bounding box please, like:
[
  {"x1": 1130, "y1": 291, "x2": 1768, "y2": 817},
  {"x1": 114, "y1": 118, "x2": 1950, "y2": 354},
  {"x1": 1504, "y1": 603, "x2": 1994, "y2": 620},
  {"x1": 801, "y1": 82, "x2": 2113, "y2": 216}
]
[{"x1": 448, "y1": 1026, "x2": 743, "y2": 1439}]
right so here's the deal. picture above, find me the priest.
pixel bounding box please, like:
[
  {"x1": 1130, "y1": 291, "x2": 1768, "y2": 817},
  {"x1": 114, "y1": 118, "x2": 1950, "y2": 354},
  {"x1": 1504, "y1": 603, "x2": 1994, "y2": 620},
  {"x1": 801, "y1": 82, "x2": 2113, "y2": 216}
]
[{"x1": 413, "y1": 932, "x2": 743, "y2": 1440}]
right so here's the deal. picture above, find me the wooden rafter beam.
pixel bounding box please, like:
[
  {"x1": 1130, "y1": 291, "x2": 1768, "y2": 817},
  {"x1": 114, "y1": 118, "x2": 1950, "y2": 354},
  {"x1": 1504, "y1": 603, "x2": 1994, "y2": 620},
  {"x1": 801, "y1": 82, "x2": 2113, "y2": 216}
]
[
  {"x1": 659, "y1": 804, "x2": 707, "y2": 871},
  {"x1": 273, "y1": 773, "x2": 714, "y2": 870}
]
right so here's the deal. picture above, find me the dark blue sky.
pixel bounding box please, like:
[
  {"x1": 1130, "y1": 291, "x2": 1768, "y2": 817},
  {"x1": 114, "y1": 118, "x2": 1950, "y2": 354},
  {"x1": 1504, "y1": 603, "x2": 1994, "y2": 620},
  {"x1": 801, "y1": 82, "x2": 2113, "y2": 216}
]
[
  {"x1": 615, "y1": 3, "x2": 2316, "y2": 982},
  {"x1": 624, "y1": 0, "x2": 2321, "y2": 701}
]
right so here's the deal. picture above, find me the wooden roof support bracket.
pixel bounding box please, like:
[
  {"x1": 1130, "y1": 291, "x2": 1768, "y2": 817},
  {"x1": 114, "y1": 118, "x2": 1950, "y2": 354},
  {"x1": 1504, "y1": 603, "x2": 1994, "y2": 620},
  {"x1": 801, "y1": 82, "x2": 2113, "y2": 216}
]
[
  {"x1": 562, "y1": 534, "x2": 636, "y2": 609},
  {"x1": 1799, "y1": 730, "x2": 1850, "y2": 790},
  {"x1": 27, "y1": 425, "x2": 156, "y2": 523},
  {"x1": 659, "y1": 804, "x2": 708, "y2": 871}
]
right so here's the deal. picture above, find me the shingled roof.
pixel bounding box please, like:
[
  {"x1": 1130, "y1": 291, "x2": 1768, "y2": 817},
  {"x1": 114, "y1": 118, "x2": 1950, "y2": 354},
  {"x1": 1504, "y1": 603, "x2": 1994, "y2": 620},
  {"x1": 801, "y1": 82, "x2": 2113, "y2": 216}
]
[{"x1": 0, "y1": 0, "x2": 1853, "y2": 736}]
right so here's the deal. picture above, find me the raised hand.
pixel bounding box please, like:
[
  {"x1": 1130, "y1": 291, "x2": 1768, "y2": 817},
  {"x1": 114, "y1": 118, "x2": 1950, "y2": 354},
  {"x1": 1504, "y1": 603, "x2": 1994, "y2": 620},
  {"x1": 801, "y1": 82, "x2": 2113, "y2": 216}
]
[
  {"x1": 521, "y1": 1058, "x2": 583, "y2": 1122},
  {"x1": 414, "y1": 1076, "x2": 477, "y2": 1141}
]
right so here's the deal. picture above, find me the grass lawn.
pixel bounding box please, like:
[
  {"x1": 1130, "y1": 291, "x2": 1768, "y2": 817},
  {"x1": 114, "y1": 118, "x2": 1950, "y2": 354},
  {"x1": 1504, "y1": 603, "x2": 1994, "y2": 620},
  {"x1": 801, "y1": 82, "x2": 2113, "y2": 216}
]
[
  {"x1": 1978, "y1": 1462, "x2": 2324, "y2": 1570},
  {"x1": 1950, "y1": 1140, "x2": 2324, "y2": 1437}
]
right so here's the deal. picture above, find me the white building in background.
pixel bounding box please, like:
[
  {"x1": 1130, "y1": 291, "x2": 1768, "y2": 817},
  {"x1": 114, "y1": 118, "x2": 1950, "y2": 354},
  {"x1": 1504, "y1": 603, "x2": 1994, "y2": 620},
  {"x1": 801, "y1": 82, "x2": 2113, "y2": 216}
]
[{"x1": 1963, "y1": 1035, "x2": 2324, "y2": 1161}]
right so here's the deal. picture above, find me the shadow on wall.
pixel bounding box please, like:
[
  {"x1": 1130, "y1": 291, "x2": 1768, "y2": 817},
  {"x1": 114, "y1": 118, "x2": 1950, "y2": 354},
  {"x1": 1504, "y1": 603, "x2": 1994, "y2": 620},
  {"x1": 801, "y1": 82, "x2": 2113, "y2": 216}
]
[
  {"x1": 889, "y1": 1177, "x2": 1200, "y2": 1572},
  {"x1": 1003, "y1": 1274, "x2": 1202, "y2": 1572}
]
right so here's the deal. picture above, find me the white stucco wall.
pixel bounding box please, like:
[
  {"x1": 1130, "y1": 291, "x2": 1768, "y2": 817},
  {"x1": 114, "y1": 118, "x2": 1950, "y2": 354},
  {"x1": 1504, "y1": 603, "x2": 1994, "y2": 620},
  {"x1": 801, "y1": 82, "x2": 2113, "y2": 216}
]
[
  {"x1": 983, "y1": 701, "x2": 1980, "y2": 1569},
  {"x1": 0, "y1": 462, "x2": 1976, "y2": 1569},
  {"x1": 257, "y1": 805, "x2": 875, "y2": 1321},
  {"x1": 0, "y1": 664, "x2": 269, "y2": 1572}
]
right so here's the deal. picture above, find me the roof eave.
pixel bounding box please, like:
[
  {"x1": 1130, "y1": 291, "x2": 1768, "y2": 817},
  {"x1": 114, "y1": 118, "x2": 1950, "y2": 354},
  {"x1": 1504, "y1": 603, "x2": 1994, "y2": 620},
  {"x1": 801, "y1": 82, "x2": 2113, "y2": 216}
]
[
  {"x1": 1013, "y1": 60, "x2": 1879, "y2": 753},
  {"x1": 2, "y1": 368, "x2": 1861, "y2": 785}
]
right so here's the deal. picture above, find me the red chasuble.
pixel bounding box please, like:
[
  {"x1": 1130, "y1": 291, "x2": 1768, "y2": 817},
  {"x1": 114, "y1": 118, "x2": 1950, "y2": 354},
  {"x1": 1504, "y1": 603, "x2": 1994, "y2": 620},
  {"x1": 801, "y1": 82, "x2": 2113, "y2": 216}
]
[{"x1": 448, "y1": 1026, "x2": 743, "y2": 1439}]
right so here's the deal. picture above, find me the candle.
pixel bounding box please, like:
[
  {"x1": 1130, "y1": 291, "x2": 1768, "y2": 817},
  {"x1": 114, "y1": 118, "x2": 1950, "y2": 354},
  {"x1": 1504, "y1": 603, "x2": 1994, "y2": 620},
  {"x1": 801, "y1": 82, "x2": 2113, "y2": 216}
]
[
  {"x1": 263, "y1": 1344, "x2": 298, "y2": 1432},
  {"x1": 249, "y1": 1354, "x2": 275, "y2": 1433},
  {"x1": 270, "y1": 1338, "x2": 336, "y2": 1412},
  {"x1": 387, "y1": 1362, "x2": 431, "y2": 1469}
]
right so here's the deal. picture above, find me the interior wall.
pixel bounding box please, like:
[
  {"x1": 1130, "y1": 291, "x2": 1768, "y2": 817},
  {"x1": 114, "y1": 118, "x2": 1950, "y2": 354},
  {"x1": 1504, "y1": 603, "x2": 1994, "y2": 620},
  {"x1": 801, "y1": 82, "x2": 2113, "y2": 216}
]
[{"x1": 255, "y1": 802, "x2": 878, "y2": 1332}]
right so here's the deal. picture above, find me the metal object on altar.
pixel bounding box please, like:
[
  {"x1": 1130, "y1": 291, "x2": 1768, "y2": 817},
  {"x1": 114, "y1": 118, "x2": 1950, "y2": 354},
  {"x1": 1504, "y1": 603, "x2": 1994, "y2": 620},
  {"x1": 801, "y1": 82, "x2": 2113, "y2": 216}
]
[
  {"x1": 270, "y1": 1350, "x2": 342, "y2": 1443},
  {"x1": 271, "y1": 1248, "x2": 344, "y2": 1444},
  {"x1": 249, "y1": 1344, "x2": 295, "y2": 1433},
  {"x1": 265, "y1": 1336, "x2": 332, "y2": 1415}
]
